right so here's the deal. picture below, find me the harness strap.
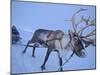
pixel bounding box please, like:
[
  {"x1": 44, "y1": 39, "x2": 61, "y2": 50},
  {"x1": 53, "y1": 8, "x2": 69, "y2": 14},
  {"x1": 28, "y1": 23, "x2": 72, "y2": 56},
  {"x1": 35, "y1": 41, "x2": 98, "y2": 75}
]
[
  {"x1": 46, "y1": 31, "x2": 63, "y2": 49},
  {"x1": 47, "y1": 31, "x2": 53, "y2": 38},
  {"x1": 57, "y1": 51, "x2": 74, "y2": 71},
  {"x1": 57, "y1": 32, "x2": 75, "y2": 71}
]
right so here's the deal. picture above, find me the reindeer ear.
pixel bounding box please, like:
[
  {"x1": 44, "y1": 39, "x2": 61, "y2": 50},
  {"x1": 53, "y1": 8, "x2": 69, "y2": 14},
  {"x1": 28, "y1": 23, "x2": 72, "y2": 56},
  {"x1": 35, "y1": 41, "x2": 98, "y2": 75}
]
[{"x1": 82, "y1": 39, "x2": 91, "y2": 48}]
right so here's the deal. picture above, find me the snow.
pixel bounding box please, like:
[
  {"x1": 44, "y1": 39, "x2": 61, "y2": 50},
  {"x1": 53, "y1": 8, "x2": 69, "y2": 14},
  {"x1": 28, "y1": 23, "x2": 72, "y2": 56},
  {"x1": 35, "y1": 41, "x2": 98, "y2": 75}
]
[
  {"x1": 12, "y1": 1, "x2": 96, "y2": 74},
  {"x1": 12, "y1": 29, "x2": 96, "y2": 74}
]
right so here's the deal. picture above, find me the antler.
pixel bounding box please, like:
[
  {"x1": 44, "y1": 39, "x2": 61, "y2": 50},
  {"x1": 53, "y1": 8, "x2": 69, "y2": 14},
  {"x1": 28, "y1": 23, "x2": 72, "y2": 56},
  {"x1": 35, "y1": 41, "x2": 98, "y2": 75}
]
[
  {"x1": 72, "y1": 8, "x2": 87, "y2": 32},
  {"x1": 65, "y1": 8, "x2": 96, "y2": 47},
  {"x1": 77, "y1": 15, "x2": 95, "y2": 34},
  {"x1": 81, "y1": 16, "x2": 95, "y2": 25},
  {"x1": 78, "y1": 16, "x2": 96, "y2": 47},
  {"x1": 81, "y1": 37, "x2": 95, "y2": 47},
  {"x1": 81, "y1": 29, "x2": 95, "y2": 38},
  {"x1": 78, "y1": 25, "x2": 95, "y2": 34},
  {"x1": 65, "y1": 8, "x2": 87, "y2": 32}
]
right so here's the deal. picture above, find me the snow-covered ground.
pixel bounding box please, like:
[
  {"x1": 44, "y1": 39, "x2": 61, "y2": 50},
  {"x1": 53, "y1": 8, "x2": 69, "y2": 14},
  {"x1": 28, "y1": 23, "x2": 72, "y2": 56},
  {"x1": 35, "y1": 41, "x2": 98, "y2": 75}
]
[
  {"x1": 12, "y1": 1, "x2": 96, "y2": 74},
  {"x1": 12, "y1": 29, "x2": 96, "y2": 74}
]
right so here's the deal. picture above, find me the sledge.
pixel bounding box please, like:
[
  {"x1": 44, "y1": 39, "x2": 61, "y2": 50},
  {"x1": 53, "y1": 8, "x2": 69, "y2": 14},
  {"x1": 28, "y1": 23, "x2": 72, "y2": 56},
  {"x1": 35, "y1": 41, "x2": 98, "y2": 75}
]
[{"x1": 12, "y1": 25, "x2": 21, "y2": 44}]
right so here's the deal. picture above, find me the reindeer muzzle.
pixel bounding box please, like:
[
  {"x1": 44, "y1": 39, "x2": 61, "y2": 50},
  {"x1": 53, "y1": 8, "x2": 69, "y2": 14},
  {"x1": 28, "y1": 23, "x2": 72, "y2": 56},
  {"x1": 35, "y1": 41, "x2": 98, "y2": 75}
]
[{"x1": 75, "y1": 49, "x2": 86, "y2": 58}]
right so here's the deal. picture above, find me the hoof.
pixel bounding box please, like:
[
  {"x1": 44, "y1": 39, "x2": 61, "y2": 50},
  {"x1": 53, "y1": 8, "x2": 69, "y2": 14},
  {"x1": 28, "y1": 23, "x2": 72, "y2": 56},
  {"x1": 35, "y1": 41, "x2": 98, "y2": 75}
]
[
  {"x1": 60, "y1": 68, "x2": 63, "y2": 71},
  {"x1": 32, "y1": 55, "x2": 35, "y2": 58},
  {"x1": 22, "y1": 50, "x2": 25, "y2": 54},
  {"x1": 41, "y1": 65, "x2": 45, "y2": 71}
]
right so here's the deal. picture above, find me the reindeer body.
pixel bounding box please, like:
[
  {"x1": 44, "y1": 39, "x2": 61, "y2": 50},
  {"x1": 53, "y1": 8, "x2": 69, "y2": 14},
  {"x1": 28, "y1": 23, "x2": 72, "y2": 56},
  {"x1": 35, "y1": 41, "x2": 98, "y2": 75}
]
[
  {"x1": 22, "y1": 29, "x2": 85, "y2": 71},
  {"x1": 23, "y1": 29, "x2": 65, "y2": 49},
  {"x1": 23, "y1": 29, "x2": 72, "y2": 71}
]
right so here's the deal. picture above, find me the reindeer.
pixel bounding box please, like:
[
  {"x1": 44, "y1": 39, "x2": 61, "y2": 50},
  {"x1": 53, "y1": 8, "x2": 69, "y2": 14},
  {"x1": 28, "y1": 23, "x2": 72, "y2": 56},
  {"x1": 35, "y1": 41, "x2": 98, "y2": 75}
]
[{"x1": 22, "y1": 8, "x2": 96, "y2": 71}]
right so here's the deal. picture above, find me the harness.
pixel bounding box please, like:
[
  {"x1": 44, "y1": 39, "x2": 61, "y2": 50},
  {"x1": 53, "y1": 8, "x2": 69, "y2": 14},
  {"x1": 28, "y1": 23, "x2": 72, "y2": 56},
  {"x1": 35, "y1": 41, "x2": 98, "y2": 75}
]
[
  {"x1": 46, "y1": 31, "x2": 63, "y2": 49},
  {"x1": 47, "y1": 31, "x2": 53, "y2": 38}
]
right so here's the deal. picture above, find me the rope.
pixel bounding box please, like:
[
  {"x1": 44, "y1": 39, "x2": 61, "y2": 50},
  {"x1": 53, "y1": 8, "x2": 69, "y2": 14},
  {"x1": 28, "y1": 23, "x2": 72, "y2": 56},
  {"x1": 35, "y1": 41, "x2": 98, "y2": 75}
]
[
  {"x1": 57, "y1": 51, "x2": 74, "y2": 71},
  {"x1": 57, "y1": 32, "x2": 75, "y2": 71}
]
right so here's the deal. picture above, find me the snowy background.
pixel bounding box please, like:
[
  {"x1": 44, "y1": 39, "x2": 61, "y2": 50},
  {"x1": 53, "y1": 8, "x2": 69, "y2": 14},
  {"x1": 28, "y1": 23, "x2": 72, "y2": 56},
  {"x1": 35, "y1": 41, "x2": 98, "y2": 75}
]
[{"x1": 11, "y1": 1, "x2": 96, "y2": 74}]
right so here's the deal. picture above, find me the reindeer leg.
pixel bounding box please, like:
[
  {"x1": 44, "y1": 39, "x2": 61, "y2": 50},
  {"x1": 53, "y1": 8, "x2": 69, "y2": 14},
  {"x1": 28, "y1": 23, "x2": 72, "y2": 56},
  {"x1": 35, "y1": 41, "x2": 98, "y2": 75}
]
[
  {"x1": 32, "y1": 43, "x2": 39, "y2": 57},
  {"x1": 32, "y1": 45, "x2": 36, "y2": 57},
  {"x1": 22, "y1": 40, "x2": 32, "y2": 54},
  {"x1": 41, "y1": 48, "x2": 52, "y2": 71},
  {"x1": 56, "y1": 50, "x2": 63, "y2": 71}
]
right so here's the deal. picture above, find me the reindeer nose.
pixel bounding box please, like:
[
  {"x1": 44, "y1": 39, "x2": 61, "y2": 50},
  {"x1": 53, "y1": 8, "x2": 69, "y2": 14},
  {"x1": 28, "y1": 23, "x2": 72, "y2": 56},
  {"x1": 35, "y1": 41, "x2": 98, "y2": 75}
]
[{"x1": 80, "y1": 50, "x2": 87, "y2": 58}]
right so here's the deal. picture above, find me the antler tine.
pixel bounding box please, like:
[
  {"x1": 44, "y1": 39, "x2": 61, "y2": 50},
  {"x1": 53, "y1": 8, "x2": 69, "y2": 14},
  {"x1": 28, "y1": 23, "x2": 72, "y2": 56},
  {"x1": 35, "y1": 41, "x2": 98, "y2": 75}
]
[
  {"x1": 71, "y1": 8, "x2": 87, "y2": 32},
  {"x1": 78, "y1": 16, "x2": 96, "y2": 47},
  {"x1": 78, "y1": 16, "x2": 95, "y2": 33},
  {"x1": 83, "y1": 37, "x2": 96, "y2": 46},
  {"x1": 78, "y1": 24, "x2": 95, "y2": 34},
  {"x1": 81, "y1": 16, "x2": 96, "y2": 26},
  {"x1": 80, "y1": 29, "x2": 95, "y2": 38},
  {"x1": 65, "y1": 8, "x2": 87, "y2": 32},
  {"x1": 84, "y1": 29, "x2": 95, "y2": 37},
  {"x1": 81, "y1": 16, "x2": 90, "y2": 25}
]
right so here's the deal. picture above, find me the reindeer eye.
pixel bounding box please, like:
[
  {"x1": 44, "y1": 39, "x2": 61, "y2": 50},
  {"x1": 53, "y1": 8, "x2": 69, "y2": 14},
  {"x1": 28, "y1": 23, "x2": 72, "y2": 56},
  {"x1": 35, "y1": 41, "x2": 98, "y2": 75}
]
[{"x1": 74, "y1": 37, "x2": 78, "y2": 41}]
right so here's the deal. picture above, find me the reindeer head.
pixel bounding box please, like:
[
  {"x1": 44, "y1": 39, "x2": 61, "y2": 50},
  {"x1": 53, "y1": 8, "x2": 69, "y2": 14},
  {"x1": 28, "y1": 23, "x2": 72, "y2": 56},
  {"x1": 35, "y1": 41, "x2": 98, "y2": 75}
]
[
  {"x1": 68, "y1": 30, "x2": 85, "y2": 57},
  {"x1": 66, "y1": 8, "x2": 96, "y2": 58}
]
